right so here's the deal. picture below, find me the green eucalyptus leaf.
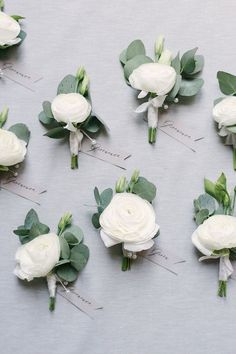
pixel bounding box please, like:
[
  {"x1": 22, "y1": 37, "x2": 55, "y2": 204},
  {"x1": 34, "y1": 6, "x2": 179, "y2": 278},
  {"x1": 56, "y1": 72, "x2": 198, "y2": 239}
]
[
  {"x1": 63, "y1": 232, "x2": 80, "y2": 246},
  {"x1": 56, "y1": 264, "x2": 78, "y2": 282},
  {"x1": 59, "y1": 236, "x2": 70, "y2": 259},
  {"x1": 171, "y1": 53, "x2": 181, "y2": 74},
  {"x1": 179, "y1": 78, "x2": 204, "y2": 97},
  {"x1": 44, "y1": 126, "x2": 68, "y2": 139},
  {"x1": 42, "y1": 101, "x2": 53, "y2": 118},
  {"x1": 191, "y1": 55, "x2": 204, "y2": 75},
  {"x1": 13, "y1": 228, "x2": 29, "y2": 236},
  {"x1": 214, "y1": 97, "x2": 225, "y2": 106},
  {"x1": 181, "y1": 47, "x2": 198, "y2": 74},
  {"x1": 126, "y1": 40, "x2": 146, "y2": 61},
  {"x1": 70, "y1": 244, "x2": 89, "y2": 272},
  {"x1": 167, "y1": 74, "x2": 182, "y2": 101},
  {"x1": 226, "y1": 126, "x2": 236, "y2": 133},
  {"x1": 132, "y1": 177, "x2": 156, "y2": 202},
  {"x1": 124, "y1": 55, "x2": 153, "y2": 80},
  {"x1": 100, "y1": 188, "x2": 113, "y2": 208},
  {"x1": 82, "y1": 115, "x2": 103, "y2": 133},
  {"x1": 195, "y1": 209, "x2": 209, "y2": 225},
  {"x1": 17, "y1": 30, "x2": 26, "y2": 43},
  {"x1": 54, "y1": 259, "x2": 71, "y2": 267},
  {"x1": 8, "y1": 123, "x2": 30, "y2": 144},
  {"x1": 194, "y1": 194, "x2": 216, "y2": 215},
  {"x1": 57, "y1": 75, "x2": 77, "y2": 94},
  {"x1": 217, "y1": 71, "x2": 236, "y2": 95},
  {"x1": 94, "y1": 187, "x2": 101, "y2": 205},
  {"x1": 92, "y1": 213, "x2": 100, "y2": 229},
  {"x1": 24, "y1": 209, "x2": 39, "y2": 229},
  {"x1": 29, "y1": 222, "x2": 50, "y2": 239},
  {"x1": 119, "y1": 49, "x2": 127, "y2": 65},
  {"x1": 62, "y1": 225, "x2": 84, "y2": 244}
]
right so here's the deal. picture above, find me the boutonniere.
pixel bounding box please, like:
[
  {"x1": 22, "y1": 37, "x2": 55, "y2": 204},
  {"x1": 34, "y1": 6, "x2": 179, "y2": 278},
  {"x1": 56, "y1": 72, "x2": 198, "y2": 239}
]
[
  {"x1": 0, "y1": 1, "x2": 26, "y2": 50},
  {"x1": 39, "y1": 67, "x2": 106, "y2": 169},
  {"x1": 120, "y1": 35, "x2": 204, "y2": 144},
  {"x1": 0, "y1": 107, "x2": 30, "y2": 175},
  {"x1": 213, "y1": 71, "x2": 236, "y2": 170},
  {"x1": 14, "y1": 209, "x2": 89, "y2": 311},
  {"x1": 192, "y1": 173, "x2": 236, "y2": 297},
  {"x1": 91, "y1": 170, "x2": 159, "y2": 271}
]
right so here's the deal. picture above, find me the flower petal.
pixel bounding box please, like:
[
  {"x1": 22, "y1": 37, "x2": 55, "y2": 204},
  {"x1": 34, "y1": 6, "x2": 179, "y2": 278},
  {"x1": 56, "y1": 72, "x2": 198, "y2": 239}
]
[
  {"x1": 135, "y1": 101, "x2": 150, "y2": 113},
  {"x1": 123, "y1": 239, "x2": 154, "y2": 252},
  {"x1": 192, "y1": 229, "x2": 212, "y2": 256},
  {"x1": 100, "y1": 230, "x2": 121, "y2": 248}
]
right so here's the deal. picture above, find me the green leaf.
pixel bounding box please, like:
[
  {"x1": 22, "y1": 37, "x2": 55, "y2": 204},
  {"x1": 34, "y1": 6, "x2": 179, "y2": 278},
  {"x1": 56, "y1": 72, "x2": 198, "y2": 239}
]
[
  {"x1": 171, "y1": 53, "x2": 181, "y2": 74},
  {"x1": 194, "y1": 194, "x2": 216, "y2": 215},
  {"x1": 167, "y1": 74, "x2": 181, "y2": 101},
  {"x1": 195, "y1": 209, "x2": 209, "y2": 225},
  {"x1": 181, "y1": 47, "x2": 198, "y2": 74},
  {"x1": 82, "y1": 115, "x2": 103, "y2": 133},
  {"x1": 0, "y1": 165, "x2": 9, "y2": 172},
  {"x1": 54, "y1": 259, "x2": 71, "y2": 267},
  {"x1": 63, "y1": 232, "x2": 80, "y2": 246},
  {"x1": 191, "y1": 55, "x2": 204, "y2": 75},
  {"x1": 57, "y1": 75, "x2": 77, "y2": 94},
  {"x1": 119, "y1": 49, "x2": 127, "y2": 65},
  {"x1": 132, "y1": 176, "x2": 156, "y2": 202},
  {"x1": 29, "y1": 222, "x2": 50, "y2": 239},
  {"x1": 70, "y1": 244, "x2": 89, "y2": 272},
  {"x1": 217, "y1": 173, "x2": 227, "y2": 189},
  {"x1": 92, "y1": 213, "x2": 100, "y2": 229},
  {"x1": 17, "y1": 30, "x2": 26, "y2": 43},
  {"x1": 24, "y1": 209, "x2": 39, "y2": 229},
  {"x1": 43, "y1": 101, "x2": 53, "y2": 118},
  {"x1": 94, "y1": 187, "x2": 101, "y2": 205},
  {"x1": 38, "y1": 111, "x2": 56, "y2": 126},
  {"x1": 44, "y1": 126, "x2": 68, "y2": 139},
  {"x1": 226, "y1": 125, "x2": 236, "y2": 133},
  {"x1": 204, "y1": 178, "x2": 216, "y2": 199},
  {"x1": 62, "y1": 225, "x2": 84, "y2": 244},
  {"x1": 178, "y1": 78, "x2": 204, "y2": 97},
  {"x1": 126, "y1": 40, "x2": 146, "y2": 61},
  {"x1": 100, "y1": 188, "x2": 113, "y2": 208},
  {"x1": 59, "y1": 236, "x2": 70, "y2": 259},
  {"x1": 8, "y1": 123, "x2": 30, "y2": 144},
  {"x1": 217, "y1": 71, "x2": 236, "y2": 95},
  {"x1": 56, "y1": 264, "x2": 78, "y2": 282},
  {"x1": 214, "y1": 97, "x2": 225, "y2": 106},
  {"x1": 124, "y1": 55, "x2": 153, "y2": 80},
  {"x1": 11, "y1": 15, "x2": 25, "y2": 21},
  {"x1": 13, "y1": 228, "x2": 29, "y2": 236}
]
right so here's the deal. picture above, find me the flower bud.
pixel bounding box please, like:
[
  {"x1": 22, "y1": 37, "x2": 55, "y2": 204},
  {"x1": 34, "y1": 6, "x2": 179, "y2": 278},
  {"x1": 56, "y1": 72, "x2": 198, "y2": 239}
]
[
  {"x1": 0, "y1": 106, "x2": 8, "y2": 128},
  {"x1": 58, "y1": 212, "x2": 72, "y2": 233},
  {"x1": 76, "y1": 66, "x2": 85, "y2": 81},
  {"x1": 79, "y1": 74, "x2": 89, "y2": 96},
  {"x1": 115, "y1": 176, "x2": 127, "y2": 193},
  {"x1": 131, "y1": 169, "x2": 140, "y2": 184},
  {"x1": 158, "y1": 49, "x2": 173, "y2": 66},
  {"x1": 155, "y1": 35, "x2": 164, "y2": 58}
]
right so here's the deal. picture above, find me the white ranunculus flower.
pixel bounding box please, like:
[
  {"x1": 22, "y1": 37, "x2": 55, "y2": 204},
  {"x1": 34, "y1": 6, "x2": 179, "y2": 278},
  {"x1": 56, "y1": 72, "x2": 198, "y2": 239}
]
[
  {"x1": 51, "y1": 93, "x2": 91, "y2": 126},
  {"x1": 99, "y1": 193, "x2": 159, "y2": 252},
  {"x1": 0, "y1": 11, "x2": 21, "y2": 46},
  {"x1": 0, "y1": 129, "x2": 27, "y2": 166},
  {"x1": 192, "y1": 215, "x2": 236, "y2": 256},
  {"x1": 14, "y1": 233, "x2": 60, "y2": 281},
  {"x1": 213, "y1": 96, "x2": 236, "y2": 128},
  {"x1": 129, "y1": 62, "x2": 176, "y2": 96}
]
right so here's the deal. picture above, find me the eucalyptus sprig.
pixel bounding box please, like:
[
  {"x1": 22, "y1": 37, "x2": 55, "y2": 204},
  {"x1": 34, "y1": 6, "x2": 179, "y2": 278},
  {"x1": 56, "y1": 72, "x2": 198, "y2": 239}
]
[
  {"x1": 14, "y1": 209, "x2": 89, "y2": 311},
  {"x1": 120, "y1": 35, "x2": 204, "y2": 144},
  {"x1": 39, "y1": 66, "x2": 107, "y2": 169},
  {"x1": 213, "y1": 71, "x2": 236, "y2": 170},
  {"x1": 91, "y1": 170, "x2": 158, "y2": 271}
]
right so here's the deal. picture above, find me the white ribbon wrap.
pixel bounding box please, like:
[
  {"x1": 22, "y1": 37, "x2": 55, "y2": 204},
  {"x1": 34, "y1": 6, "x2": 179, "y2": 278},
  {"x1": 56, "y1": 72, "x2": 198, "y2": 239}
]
[
  {"x1": 199, "y1": 255, "x2": 233, "y2": 281},
  {"x1": 46, "y1": 273, "x2": 57, "y2": 298},
  {"x1": 135, "y1": 95, "x2": 167, "y2": 129},
  {"x1": 69, "y1": 130, "x2": 84, "y2": 155}
]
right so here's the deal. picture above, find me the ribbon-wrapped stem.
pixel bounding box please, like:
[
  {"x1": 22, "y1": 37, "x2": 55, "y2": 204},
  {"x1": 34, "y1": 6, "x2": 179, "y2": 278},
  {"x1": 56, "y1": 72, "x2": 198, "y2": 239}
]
[
  {"x1": 47, "y1": 273, "x2": 57, "y2": 311},
  {"x1": 69, "y1": 129, "x2": 83, "y2": 170},
  {"x1": 148, "y1": 104, "x2": 158, "y2": 144}
]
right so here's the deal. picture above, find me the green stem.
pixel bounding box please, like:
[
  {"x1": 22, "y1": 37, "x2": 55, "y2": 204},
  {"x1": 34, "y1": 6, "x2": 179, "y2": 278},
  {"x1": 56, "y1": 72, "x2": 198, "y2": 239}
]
[
  {"x1": 233, "y1": 148, "x2": 236, "y2": 171},
  {"x1": 148, "y1": 127, "x2": 157, "y2": 144},
  {"x1": 71, "y1": 154, "x2": 78, "y2": 169},
  {"x1": 49, "y1": 296, "x2": 56, "y2": 311},
  {"x1": 121, "y1": 256, "x2": 131, "y2": 271},
  {"x1": 218, "y1": 280, "x2": 227, "y2": 297}
]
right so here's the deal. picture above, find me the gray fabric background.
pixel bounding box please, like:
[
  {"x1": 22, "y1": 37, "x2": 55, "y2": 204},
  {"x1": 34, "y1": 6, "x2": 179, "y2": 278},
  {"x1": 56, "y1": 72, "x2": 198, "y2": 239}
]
[{"x1": 1, "y1": 1, "x2": 236, "y2": 353}]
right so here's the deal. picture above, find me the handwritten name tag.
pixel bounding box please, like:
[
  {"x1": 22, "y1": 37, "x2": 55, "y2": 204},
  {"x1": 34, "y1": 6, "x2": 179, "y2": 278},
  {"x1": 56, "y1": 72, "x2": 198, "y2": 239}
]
[
  {"x1": 0, "y1": 176, "x2": 47, "y2": 204},
  {"x1": 159, "y1": 119, "x2": 204, "y2": 152},
  {"x1": 141, "y1": 244, "x2": 186, "y2": 275},
  {"x1": 81, "y1": 140, "x2": 131, "y2": 170},
  {"x1": 0, "y1": 61, "x2": 43, "y2": 91},
  {"x1": 57, "y1": 286, "x2": 103, "y2": 318}
]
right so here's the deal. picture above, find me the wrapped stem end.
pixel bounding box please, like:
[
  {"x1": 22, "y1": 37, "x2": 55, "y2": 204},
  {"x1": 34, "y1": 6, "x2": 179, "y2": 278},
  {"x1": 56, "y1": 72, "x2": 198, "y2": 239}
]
[
  {"x1": 122, "y1": 256, "x2": 131, "y2": 271},
  {"x1": 233, "y1": 148, "x2": 236, "y2": 171},
  {"x1": 49, "y1": 296, "x2": 56, "y2": 311},
  {"x1": 71, "y1": 154, "x2": 78, "y2": 169},
  {"x1": 148, "y1": 127, "x2": 157, "y2": 144},
  {"x1": 218, "y1": 280, "x2": 227, "y2": 297}
]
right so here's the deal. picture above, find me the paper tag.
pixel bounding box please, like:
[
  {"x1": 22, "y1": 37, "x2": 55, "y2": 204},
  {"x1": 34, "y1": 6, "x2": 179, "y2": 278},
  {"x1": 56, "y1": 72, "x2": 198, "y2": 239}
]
[
  {"x1": 0, "y1": 61, "x2": 43, "y2": 92},
  {"x1": 158, "y1": 119, "x2": 204, "y2": 152},
  {"x1": 141, "y1": 244, "x2": 186, "y2": 275},
  {"x1": 57, "y1": 286, "x2": 103, "y2": 318},
  {"x1": 81, "y1": 140, "x2": 131, "y2": 170},
  {"x1": 0, "y1": 177, "x2": 47, "y2": 204}
]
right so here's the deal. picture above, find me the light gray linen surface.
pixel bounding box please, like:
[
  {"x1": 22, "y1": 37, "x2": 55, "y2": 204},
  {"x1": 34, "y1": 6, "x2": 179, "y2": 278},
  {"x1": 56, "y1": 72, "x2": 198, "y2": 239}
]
[{"x1": 1, "y1": 1, "x2": 236, "y2": 353}]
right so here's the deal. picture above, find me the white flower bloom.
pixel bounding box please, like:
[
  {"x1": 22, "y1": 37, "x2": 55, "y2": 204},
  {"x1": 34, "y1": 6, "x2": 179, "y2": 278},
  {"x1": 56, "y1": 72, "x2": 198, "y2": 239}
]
[
  {"x1": 51, "y1": 93, "x2": 91, "y2": 125},
  {"x1": 192, "y1": 215, "x2": 236, "y2": 256},
  {"x1": 213, "y1": 96, "x2": 236, "y2": 128},
  {"x1": 99, "y1": 193, "x2": 159, "y2": 252},
  {"x1": 129, "y1": 62, "x2": 176, "y2": 96},
  {"x1": 14, "y1": 233, "x2": 60, "y2": 281},
  {"x1": 0, "y1": 129, "x2": 26, "y2": 166},
  {"x1": 0, "y1": 11, "x2": 21, "y2": 46}
]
